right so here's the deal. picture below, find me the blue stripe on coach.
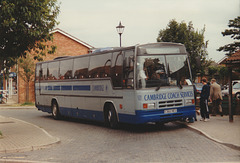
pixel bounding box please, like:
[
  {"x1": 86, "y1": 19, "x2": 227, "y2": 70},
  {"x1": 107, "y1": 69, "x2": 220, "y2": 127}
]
[{"x1": 73, "y1": 85, "x2": 91, "y2": 91}]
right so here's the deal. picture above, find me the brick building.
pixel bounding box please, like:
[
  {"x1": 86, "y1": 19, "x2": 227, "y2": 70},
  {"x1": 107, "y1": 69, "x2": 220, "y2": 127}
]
[{"x1": 17, "y1": 28, "x2": 93, "y2": 103}]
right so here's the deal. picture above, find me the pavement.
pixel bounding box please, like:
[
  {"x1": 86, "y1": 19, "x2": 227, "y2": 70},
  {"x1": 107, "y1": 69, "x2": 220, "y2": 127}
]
[
  {"x1": 0, "y1": 114, "x2": 60, "y2": 153},
  {"x1": 188, "y1": 114, "x2": 240, "y2": 150},
  {"x1": 0, "y1": 99, "x2": 60, "y2": 154},
  {"x1": 0, "y1": 104, "x2": 239, "y2": 154}
]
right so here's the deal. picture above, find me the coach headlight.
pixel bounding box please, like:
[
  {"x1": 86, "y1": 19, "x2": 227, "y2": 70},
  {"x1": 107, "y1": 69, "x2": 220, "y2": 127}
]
[
  {"x1": 143, "y1": 103, "x2": 156, "y2": 109},
  {"x1": 185, "y1": 99, "x2": 195, "y2": 105}
]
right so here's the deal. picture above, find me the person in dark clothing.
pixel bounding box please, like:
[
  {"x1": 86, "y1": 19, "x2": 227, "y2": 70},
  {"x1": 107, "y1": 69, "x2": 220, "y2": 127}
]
[{"x1": 200, "y1": 78, "x2": 210, "y2": 122}]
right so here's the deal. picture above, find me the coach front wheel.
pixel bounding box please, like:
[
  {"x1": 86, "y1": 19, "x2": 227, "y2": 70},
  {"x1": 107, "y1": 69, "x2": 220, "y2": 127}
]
[{"x1": 155, "y1": 122, "x2": 165, "y2": 128}]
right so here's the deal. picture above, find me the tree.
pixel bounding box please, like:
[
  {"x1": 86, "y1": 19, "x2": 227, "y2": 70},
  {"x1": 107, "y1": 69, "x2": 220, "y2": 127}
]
[
  {"x1": 208, "y1": 66, "x2": 218, "y2": 78},
  {"x1": 0, "y1": 0, "x2": 60, "y2": 73},
  {"x1": 218, "y1": 16, "x2": 240, "y2": 56},
  {"x1": 157, "y1": 19, "x2": 208, "y2": 80},
  {"x1": 218, "y1": 66, "x2": 229, "y2": 84},
  {"x1": 18, "y1": 53, "x2": 35, "y2": 103}
]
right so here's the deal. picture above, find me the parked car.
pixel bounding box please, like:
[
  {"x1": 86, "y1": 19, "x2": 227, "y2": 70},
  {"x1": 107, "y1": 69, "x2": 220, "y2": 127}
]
[
  {"x1": 233, "y1": 80, "x2": 240, "y2": 86},
  {"x1": 222, "y1": 82, "x2": 240, "y2": 100},
  {"x1": 194, "y1": 83, "x2": 203, "y2": 94},
  {"x1": 221, "y1": 84, "x2": 228, "y2": 90},
  {"x1": 0, "y1": 90, "x2": 8, "y2": 104},
  {"x1": 221, "y1": 80, "x2": 240, "y2": 90}
]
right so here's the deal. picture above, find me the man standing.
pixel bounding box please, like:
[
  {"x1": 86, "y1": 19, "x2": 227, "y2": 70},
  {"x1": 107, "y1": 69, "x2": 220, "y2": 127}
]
[
  {"x1": 210, "y1": 79, "x2": 223, "y2": 116},
  {"x1": 200, "y1": 78, "x2": 210, "y2": 121}
]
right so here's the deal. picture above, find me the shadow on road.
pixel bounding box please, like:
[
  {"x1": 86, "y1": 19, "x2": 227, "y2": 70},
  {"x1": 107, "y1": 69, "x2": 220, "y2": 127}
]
[{"x1": 41, "y1": 114, "x2": 187, "y2": 133}]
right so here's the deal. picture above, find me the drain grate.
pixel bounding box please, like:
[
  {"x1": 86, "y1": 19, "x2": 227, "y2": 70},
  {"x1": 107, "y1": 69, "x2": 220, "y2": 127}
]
[{"x1": 0, "y1": 121, "x2": 15, "y2": 124}]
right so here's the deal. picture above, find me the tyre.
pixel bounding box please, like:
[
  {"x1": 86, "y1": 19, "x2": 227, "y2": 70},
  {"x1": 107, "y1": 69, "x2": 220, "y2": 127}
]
[
  {"x1": 52, "y1": 100, "x2": 61, "y2": 120},
  {"x1": 235, "y1": 93, "x2": 240, "y2": 100},
  {"x1": 155, "y1": 122, "x2": 165, "y2": 128},
  {"x1": 105, "y1": 104, "x2": 118, "y2": 129}
]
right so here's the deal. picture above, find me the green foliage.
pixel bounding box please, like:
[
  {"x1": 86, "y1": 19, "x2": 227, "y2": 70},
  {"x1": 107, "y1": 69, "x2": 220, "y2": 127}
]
[
  {"x1": 219, "y1": 66, "x2": 229, "y2": 78},
  {"x1": 218, "y1": 16, "x2": 240, "y2": 56},
  {"x1": 20, "y1": 102, "x2": 35, "y2": 106},
  {"x1": 0, "y1": 0, "x2": 60, "y2": 72},
  {"x1": 207, "y1": 65, "x2": 229, "y2": 84},
  {"x1": 18, "y1": 53, "x2": 36, "y2": 102},
  {"x1": 18, "y1": 53, "x2": 35, "y2": 83},
  {"x1": 208, "y1": 66, "x2": 218, "y2": 78},
  {"x1": 157, "y1": 19, "x2": 208, "y2": 80}
]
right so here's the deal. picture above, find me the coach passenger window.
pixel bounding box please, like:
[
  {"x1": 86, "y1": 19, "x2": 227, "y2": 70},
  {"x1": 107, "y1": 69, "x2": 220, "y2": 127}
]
[
  {"x1": 48, "y1": 61, "x2": 59, "y2": 80},
  {"x1": 104, "y1": 53, "x2": 112, "y2": 77},
  {"x1": 35, "y1": 64, "x2": 41, "y2": 81},
  {"x1": 60, "y1": 59, "x2": 73, "y2": 80},
  {"x1": 89, "y1": 53, "x2": 112, "y2": 78},
  {"x1": 123, "y1": 50, "x2": 134, "y2": 89},
  {"x1": 111, "y1": 51, "x2": 123, "y2": 88},
  {"x1": 42, "y1": 63, "x2": 48, "y2": 80},
  {"x1": 73, "y1": 57, "x2": 89, "y2": 79}
]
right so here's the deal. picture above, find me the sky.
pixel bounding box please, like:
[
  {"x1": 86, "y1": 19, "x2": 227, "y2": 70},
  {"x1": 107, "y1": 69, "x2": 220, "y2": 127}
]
[{"x1": 56, "y1": 0, "x2": 240, "y2": 62}]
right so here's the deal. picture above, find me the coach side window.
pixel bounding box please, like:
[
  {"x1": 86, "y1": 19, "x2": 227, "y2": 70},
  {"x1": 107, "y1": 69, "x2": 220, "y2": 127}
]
[
  {"x1": 111, "y1": 51, "x2": 123, "y2": 88},
  {"x1": 60, "y1": 59, "x2": 73, "y2": 80},
  {"x1": 42, "y1": 63, "x2": 48, "y2": 80},
  {"x1": 73, "y1": 57, "x2": 89, "y2": 79},
  {"x1": 35, "y1": 64, "x2": 41, "y2": 81},
  {"x1": 89, "y1": 53, "x2": 112, "y2": 78},
  {"x1": 48, "y1": 62, "x2": 59, "y2": 80},
  {"x1": 104, "y1": 53, "x2": 112, "y2": 77}
]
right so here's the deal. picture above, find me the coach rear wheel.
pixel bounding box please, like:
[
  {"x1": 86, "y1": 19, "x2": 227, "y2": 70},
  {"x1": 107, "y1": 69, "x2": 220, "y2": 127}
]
[
  {"x1": 105, "y1": 104, "x2": 118, "y2": 129},
  {"x1": 52, "y1": 101, "x2": 61, "y2": 120}
]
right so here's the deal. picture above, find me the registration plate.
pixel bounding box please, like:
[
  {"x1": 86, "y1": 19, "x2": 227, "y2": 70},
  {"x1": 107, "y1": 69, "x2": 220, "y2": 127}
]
[{"x1": 164, "y1": 109, "x2": 177, "y2": 114}]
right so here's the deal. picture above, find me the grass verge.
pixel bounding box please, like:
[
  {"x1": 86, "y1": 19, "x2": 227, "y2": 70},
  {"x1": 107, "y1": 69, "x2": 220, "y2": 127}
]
[{"x1": 20, "y1": 102, "x2": 35, "y2": 106}]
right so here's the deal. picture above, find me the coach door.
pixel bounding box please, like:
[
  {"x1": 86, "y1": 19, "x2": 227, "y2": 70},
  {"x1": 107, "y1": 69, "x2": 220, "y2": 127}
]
[{"x1": 122, "y1": 50, "x2": 135, "y2": 114}]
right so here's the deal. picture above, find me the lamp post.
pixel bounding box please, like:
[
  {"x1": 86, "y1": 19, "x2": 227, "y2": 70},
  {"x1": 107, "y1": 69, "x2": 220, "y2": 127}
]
[{"x1": 116, "y1": 21, "x2": 125, "y2": 47}]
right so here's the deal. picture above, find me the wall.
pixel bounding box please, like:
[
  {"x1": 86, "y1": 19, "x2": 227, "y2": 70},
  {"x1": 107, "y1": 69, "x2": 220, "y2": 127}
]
[{"x1": 18, "y1": 31, "x2": 92, "y2": 103}]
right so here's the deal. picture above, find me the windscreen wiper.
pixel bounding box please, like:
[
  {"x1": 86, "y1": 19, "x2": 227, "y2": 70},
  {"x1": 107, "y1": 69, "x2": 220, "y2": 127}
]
[
  {"x1": 155, "y1": 83, "x2": 162, "y2": 91},
  {"x1": 155, "y1": 80, "x2": 170, "y2": 91},
  {"x1": 177, "y1": 82, "x2": 183, "y2": 89}
]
